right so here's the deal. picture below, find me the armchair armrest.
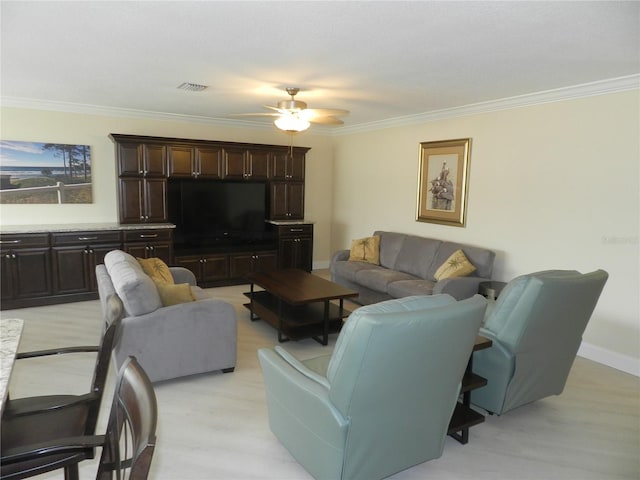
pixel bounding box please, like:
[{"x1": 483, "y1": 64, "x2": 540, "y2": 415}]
[
  {"x1": 434, "y1": 277, "x2": 492, "y2": 300},
  {"x1": 16, "y1": 346, "x2": 98, "y2": 360},
  {"x1": 169, "y1": 267, "x2": 197, "y2": 286},
  {"x1": 1, "y1": 434, "x2": 104, "y2": 466},
  {"x1": 274, "y1": 346, "x2": 330, "y2": 389}
]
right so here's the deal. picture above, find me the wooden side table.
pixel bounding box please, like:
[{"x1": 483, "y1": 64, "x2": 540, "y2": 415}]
[
  {"x1": 448, "y1": 335, "x2": 492, "y2": 444},
  {"x1": 478, "y1": 281, "x2": 507, "y2": 301}
]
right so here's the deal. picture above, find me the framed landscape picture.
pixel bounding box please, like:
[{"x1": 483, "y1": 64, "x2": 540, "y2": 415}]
[
  {"x1": 416, "y1": 138, "x2": 471, "y2": 227},
  {"x1": 0, "y1": 140, "x2": 92, "y2": 204}
]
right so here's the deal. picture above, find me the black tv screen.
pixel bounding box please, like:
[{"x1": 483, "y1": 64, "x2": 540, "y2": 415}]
[{"x1": 168, "y1": 179, "x2": 271, "y2": 251}]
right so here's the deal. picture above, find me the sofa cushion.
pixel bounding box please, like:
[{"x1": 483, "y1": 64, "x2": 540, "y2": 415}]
[
  {"x1": 387, "y1": 279, "x2": 437, "y2": 297},
  {"x1": 137, "y1": 257, "x2": 174, "y2": 284},
  {"x1": 374, "y1": 231, "x2": 407, "y2": 270},
  {"x1": 104, "y1": 250, "x2": 162, "y2": 317},
  {"x1": 355, "y1": 267, "x2": 417, "y2": 293},
  {"x1": 348, "y1": 235, "x2": 380, "y2": 265},
  {"x1": 332, "y1": 259, "x2": 380, "y2": 282},
  {"x1": 426, "y1": 241, "x2": 495, "y2": 280},
  {"x1": 393, "y1": 234, "x2": 442, "y2": 279},
  {"x1": 156, "y1": 282, "x2": 196, "y2": 306},
  {"x1": 434, "y1": 249, "x2": 476, "y2": 280}
]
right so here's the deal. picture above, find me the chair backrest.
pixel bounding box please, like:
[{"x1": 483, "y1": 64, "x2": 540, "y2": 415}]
[
  {"x1": 85, "y1": 304, "x2": 122, "y2": 437},
  {"x1": 484, "y1": 269, "x2": 608, "y2": 355},
  {"x1": 482, "y1": 269, "x2": 608, "y2": 412},
  {"x1": 96, "y1": 357, "x2": 157, "y2": 480},
  {"x1": 326, "y1": 294, "x2": 487, "y2": 480}
]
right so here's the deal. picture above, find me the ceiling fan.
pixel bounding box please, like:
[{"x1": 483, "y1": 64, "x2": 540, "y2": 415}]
[{"x1": 233, "y1": 87, "x2": 349, "y2": 133}]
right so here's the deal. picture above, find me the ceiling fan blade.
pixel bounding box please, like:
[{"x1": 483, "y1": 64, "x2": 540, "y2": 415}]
[
  {"x1": 305, "y1": 108, "x2": 350, "y2": 117},
  {"x1": 309, "y1": 116, "x2": 344, "y2": 125},
  {"x1": 229, "y1": 112, "x2": 281, "y2": 118}
]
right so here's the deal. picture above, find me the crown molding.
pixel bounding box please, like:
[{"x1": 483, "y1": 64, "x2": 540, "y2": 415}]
[
  {"x1": 2, "y1": 75, "x2": 637, "y2": 136},
  {"x1": 333, "y1": 74, "x2": 640, "y2": 135}
]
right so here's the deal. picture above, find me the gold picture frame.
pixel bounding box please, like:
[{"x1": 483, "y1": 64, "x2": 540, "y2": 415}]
[{"x1": 416, "y1": 138, "x2": 471, "y2": 227}]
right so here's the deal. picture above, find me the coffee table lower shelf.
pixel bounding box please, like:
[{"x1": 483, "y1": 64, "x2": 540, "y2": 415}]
[{"x1": 243, "y1": 291, "x2": 350, "y2": 343}]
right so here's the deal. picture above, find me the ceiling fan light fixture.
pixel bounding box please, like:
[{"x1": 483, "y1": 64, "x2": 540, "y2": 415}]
[{"x1": 274, "y1": 114, "x2": 310, "y2": 133}]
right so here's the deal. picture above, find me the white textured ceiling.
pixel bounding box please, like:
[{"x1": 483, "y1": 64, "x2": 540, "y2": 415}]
[{"x1": 1, "y1": 1, "x2": 639, "y2": 130}]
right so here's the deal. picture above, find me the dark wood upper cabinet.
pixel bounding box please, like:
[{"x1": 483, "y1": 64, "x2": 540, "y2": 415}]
[
  {"x1": 118, "y1": 142, "x2": 166, "y2": 177},
  {"x1": 168, "y1": 145, "x2": 223, "y2": 179},
  {"x1": 271, "y1": 150, "x2": 305, "y2": 181}
]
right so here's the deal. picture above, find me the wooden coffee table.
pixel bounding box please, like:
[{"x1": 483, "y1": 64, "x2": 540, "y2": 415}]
[{"x1": 244, "y1": 269, "x2": 358, "y2": 345}]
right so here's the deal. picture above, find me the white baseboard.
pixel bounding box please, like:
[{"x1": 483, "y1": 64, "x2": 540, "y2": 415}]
[{"x1": 578, "y1": 342, "x2": 640, "y2": 377}]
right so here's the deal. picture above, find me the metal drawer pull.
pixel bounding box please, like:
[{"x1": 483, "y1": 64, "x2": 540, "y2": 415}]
[
  {"x1": 77, "y1": 236, "x2": 98, "y2": 241},
  {"x1": 290, "y1": 228, "x2": 304, "y2": 232},
  {"x1": 139, "y1": 234, "x2": 159, "y2": 238},
  {"x1": 0, "y1": 240, "x2": 22, "y2": 244}
]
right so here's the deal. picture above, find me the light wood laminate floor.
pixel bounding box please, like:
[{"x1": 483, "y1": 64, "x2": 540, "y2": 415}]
[{"x1": 2, "y1": 276, "x2": 639, "y2": 480}]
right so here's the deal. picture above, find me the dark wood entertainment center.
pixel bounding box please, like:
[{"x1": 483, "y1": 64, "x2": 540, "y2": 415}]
[{"x1": 0, "y1": 134, "x2": 313, "y2": 310}]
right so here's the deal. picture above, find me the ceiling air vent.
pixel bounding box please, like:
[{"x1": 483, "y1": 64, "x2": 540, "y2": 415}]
[{"x1": 177, "y1": 82, "x2": 208, "y2": 92}]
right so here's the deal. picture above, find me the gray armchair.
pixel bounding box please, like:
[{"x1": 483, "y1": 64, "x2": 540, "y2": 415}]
[
  {"x1": 258, "y1": 294, "x2": 487, "y2": 480},
  {"x1": 471, "y1": 269, "x2": 608, "y2": 415},
  {"x1": 96, "y1": 250, "x2": 237, "y2": 383}
]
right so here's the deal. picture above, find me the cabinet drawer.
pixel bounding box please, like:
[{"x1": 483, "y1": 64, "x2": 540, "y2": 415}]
[
  {"x1": 123, "y1": 229, "x2": 172, "y2": 242},
  {"x1": 52, "y1": 231, "x2": 122, "y2": 246},
  {"x1": 0, "y1": 233, "x2": 50, "y2": 249},
  {"x1": 277, "y1": 224, "x2": 313, "y2": 237}
]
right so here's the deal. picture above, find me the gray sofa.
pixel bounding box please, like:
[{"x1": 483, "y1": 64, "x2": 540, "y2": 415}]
[
  {"x1": 96, "y1": 250, "x2": 237, "y2": 383},
  {"x1": 330, "y1": 231, "x2": 496, "y2": 304}
]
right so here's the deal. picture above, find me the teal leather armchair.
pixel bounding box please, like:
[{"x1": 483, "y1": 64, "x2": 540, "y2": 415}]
[
  {"x1": 258, "y1": 294, "x2": 487, "y2": 480},
  {"x1": 471, "y1": 269, "x2": 608, "y2": 415}
]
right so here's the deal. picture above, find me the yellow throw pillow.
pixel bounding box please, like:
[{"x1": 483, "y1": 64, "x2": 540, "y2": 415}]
[
  {"x1": 434, "y1": 249, "x2": 476, "y2": 280},
  {"x1": 137, "y1": 257, "x2": 174, "y2": 285},
  {"x1": 155, "y1": 283, "x2": 195, "y2": 306},
  {"x1": 348, "y1": 235, "x2": 381, "y2": 265}
]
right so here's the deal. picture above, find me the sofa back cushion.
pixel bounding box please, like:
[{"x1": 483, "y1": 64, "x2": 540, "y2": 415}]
[
  {"x1": 374, "y1": 231, "x2": 406, "y2": 269},
  {"x1": 393, "y1": 234, "x2": 442, "y2": 279},
  {"x1": 104, "y1": 250, "x2": 162, "y2": 317},
  {"x1": 427, "y1": 241, "x2": 495, "y2": 280}
]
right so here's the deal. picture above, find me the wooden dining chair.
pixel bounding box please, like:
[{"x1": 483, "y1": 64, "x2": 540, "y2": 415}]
[
  {"x1": 1, "y1": 356, "x2": 158, "y2": 480},
  {"x1": 0, "y1": 295, "x2": 123, "y2": 480}
]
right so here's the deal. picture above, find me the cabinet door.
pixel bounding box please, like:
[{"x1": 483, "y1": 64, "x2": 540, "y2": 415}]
[
  {"x1": 288, "y1": 151, "x2": 305, "y2": 181},
  {"x1": 143, "y1": 178, "x2": 168, "y2": 223},
  {"x1": 229, "y1": 253, "x2": 253, "y2": 278},
  {"x1": 287, "y1": 183, "x2": 304, "y2": 219},
  {"x1": 201, "y1": 255, "x2": 229, "y2": 282},
  {"x1": 11, "y1": 248, "x2": 52, "y2": 299},
  {"x1": 269, "y1": 182, "x2": 289, "y2": 220},
  {"x1": 297, "y1": 237, "x2": 313, "y2": 272},
  {"x1": 196, "y1": 147, "x2": 223, "y2": 178},
  {"x1": 278, "y1": 238, "x2": 298, "y2": 270},
  {"x1": 271, "y1": 151, "x2": 305, "y2": 181},
  {"x1": 143, "y1": 144, "x2": 167, "y2": 176},
  {"x1": 119, "y1": 178, "x2": 144, "y2": 223},
  {"x1": 246, "y1": 149, "x2": 269, "y2": 180},
  {"x1": 254, "y1": 251, "x2": 277, "y2": 273},
  {"x1": 118, "y1": 143, "x2": 143, "y2": 176},
  {"x1": 269, "y1": 182, "x2": 304, "y2": 220},
  {"x1": 168, "y1": 145, "x2": 195, "y2": 178},
  {"x1": 52, "y1": 246, "x2": 91, "y2": 294},
  {"x1": 222, "y1": 149, "x2": 246, "y2": 179}
]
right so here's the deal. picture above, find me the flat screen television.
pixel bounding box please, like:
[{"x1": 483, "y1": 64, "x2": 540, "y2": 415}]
[{"x1": 168, "y1": 179, "x2": 274, "y2": 253}]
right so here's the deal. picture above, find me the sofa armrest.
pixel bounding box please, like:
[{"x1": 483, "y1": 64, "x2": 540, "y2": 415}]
[
  {"x1": 434, "y1": 276, "x2": 492, "y2": 300},
  {"x1": 170, "y1": 267, "x2": 197, "y2": 286},
  {"x1": 330, "y1": 249, "x2": 350, "y2": 268}
]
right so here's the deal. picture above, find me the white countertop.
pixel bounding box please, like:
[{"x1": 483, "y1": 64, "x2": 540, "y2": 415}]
[
  {"x1": 1, "y1": 318, "x2": 24, "y2": 415},
  {"x1": 0, "y1": 223, "x2": 175, "y2": 234}
]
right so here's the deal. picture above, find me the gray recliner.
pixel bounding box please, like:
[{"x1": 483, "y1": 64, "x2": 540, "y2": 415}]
[
  {"x1": 258, "y1": 294, "x2": 487, "y2": 480},
  {"x1": 471, "y1": 269, "x2": 608, "y2": 415}
]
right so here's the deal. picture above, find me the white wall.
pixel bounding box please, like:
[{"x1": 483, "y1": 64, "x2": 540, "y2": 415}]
[
  {"x1": 0, "y1": 108, "x2": 334, "y2": 264},
  {"x1": 2, "y1": 90, "x2": 638, "y2": 372},
  {"x1": 331, "y1": 90, "x2": 639, "y2": 370}
]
